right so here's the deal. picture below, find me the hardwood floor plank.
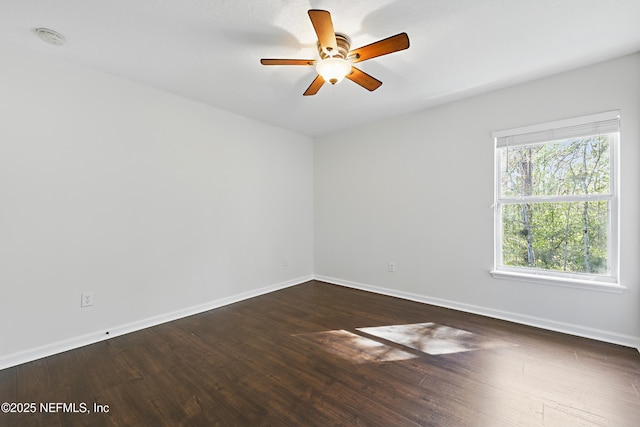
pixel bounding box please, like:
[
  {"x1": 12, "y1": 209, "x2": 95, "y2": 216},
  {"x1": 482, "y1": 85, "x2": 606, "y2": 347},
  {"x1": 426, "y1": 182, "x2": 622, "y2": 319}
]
[
  {"x1": 75, "y1": 339, "x2": 143, "y2": 392},
  {"x1": 0, "y1": 367, "x2": 19, "y2": 427},
  {"x1": 46, "y1": 352, "x2": 91, "y2": 398},
  {"x1": 16, "y1": 357, "x2": 53, "y2": 400},
  {"x1": 0, "y1": 366, "x2": 17, "y2": 402}
]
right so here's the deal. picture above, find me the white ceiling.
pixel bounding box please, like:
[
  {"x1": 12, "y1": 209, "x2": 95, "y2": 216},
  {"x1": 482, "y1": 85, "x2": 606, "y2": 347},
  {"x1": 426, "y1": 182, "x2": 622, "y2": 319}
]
[{"x1": 2, "y1": 0, "x2": 640, "y2": 137}]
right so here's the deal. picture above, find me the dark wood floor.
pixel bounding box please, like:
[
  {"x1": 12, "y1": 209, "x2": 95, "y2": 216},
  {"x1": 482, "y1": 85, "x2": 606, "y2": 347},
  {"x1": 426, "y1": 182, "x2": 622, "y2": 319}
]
[{"x1": 1, "y1": 280, "x2": 639, "y2": 426}]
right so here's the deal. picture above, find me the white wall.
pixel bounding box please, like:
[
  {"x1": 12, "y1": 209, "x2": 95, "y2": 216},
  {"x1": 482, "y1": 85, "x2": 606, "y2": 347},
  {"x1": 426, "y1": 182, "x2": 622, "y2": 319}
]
[
  {"x1": 315, "y1": 53, "x2": 640, "y2": 348},
  {"x1": 0, "y1": 41, "x2": 314, "y2": 368}
]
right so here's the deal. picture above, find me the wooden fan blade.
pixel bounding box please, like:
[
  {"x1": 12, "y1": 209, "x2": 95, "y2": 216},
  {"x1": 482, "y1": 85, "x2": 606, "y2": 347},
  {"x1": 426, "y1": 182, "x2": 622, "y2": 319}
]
[
  {"x1": 346, "y1": 66, "x2": 382, "y2": 92},
  {"x1": 303, "y1": 75, "x2": 325, "y2": 96},
  {"x1": 260, "y1": 59, "x2": 316, "y2": 65},
  {"x1": 308, "y1": 9, "x2": 338, "y2": 54},
  {"x1": 348, "y1": 33, "x2": 410, "y2": 63},
  {"x1": 260, "y1": 59, "x2": 315, "y2": 66}
]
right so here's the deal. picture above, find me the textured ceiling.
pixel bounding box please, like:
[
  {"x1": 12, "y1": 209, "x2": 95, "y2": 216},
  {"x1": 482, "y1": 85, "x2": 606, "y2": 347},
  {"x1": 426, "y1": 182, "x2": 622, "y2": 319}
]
[{"x1": 2, "y1": 0, "x2": 640, "y2": 137}]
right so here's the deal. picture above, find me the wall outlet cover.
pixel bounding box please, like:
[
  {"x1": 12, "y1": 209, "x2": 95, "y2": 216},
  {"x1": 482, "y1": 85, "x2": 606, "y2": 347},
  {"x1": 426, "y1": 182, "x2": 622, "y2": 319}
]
[{"x1": 81, "y1": 292, "x2": 94, "y2": 307}]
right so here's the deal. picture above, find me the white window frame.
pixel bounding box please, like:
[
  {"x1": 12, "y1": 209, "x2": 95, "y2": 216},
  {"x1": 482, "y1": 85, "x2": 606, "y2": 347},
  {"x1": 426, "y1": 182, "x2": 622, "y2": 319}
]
[{"x1": 490, "y1": 111, "x2": 625, "y2": 293}]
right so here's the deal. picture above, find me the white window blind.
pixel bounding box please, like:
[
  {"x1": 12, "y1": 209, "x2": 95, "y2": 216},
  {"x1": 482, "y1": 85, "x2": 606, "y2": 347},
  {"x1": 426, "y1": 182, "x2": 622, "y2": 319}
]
[{"x1": 494, "y1": 110, "x2": 620, "y2": 148}]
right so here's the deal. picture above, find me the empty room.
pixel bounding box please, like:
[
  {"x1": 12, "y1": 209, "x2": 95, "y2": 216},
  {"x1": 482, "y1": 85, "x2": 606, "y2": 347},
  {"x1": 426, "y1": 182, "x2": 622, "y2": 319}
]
[{"x1": 1, "y1": 1, "x2": 639, "y2": 426}]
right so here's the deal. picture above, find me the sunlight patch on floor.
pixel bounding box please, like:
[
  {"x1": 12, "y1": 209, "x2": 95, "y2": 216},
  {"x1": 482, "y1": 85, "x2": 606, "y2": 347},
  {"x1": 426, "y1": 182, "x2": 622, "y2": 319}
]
[
  {"x1": 294, "y1": 329, "x2": 418, "y2": 363},
  {"x1": 357, "y1": 322, "x2": 513, "y2": 355},
  {"x1": 294, "y1": 322, "x2": 514, "y2": 363}
]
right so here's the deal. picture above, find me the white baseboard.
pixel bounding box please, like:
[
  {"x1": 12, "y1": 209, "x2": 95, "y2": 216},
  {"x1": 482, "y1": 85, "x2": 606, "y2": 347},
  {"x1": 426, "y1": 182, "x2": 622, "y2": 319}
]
[
  {"x1": 314, "y1": 275, "x2": 640, "y2": 351},
  {"x1": 0, "y1": 275, "x2": 312, "y2": 370}
]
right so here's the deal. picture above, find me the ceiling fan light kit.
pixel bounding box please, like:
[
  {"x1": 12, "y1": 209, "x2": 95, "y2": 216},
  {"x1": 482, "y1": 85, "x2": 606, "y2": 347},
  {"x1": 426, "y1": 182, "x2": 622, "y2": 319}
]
[
  {"x1": 316, "y1": 57, "x2": 351, "y2": 84},
  {"x1": 260, "y1": 9, "x2": 409, "y2": 96}
]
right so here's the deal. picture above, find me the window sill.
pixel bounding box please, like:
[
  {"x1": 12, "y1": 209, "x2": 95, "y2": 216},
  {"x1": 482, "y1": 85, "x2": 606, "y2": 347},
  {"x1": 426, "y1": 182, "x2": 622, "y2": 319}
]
[{"x1": 490, "y1": 270, "x2": 626, "y2": 293}]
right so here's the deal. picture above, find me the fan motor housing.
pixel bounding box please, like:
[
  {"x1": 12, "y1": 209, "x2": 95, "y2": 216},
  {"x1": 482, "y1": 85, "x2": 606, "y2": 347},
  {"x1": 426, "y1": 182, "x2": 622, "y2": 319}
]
[{"x1": 318, "y1": 33, "x2": 351, "y2": 59}]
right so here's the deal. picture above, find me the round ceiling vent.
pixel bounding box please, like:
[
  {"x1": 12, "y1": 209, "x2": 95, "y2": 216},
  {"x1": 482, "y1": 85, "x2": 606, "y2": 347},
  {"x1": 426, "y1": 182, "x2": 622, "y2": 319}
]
[{"x1": 33, "y1": 28, "x2": 66, "y2": 46}]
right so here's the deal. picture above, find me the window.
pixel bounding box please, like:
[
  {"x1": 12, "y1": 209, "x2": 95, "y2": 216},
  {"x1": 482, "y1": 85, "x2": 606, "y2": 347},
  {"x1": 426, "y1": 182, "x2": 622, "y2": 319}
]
[{"x1": 491, "y1": 111, "x2": 623, "y2": 292}]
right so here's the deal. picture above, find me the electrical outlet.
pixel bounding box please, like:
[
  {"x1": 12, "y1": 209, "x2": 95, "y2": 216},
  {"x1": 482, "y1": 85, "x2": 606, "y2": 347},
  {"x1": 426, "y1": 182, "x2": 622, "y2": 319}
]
[
  {"x1": 81, "y1": 292, "x2": 94, "y2": 307},
  {"x1": 388, "y1": 262, "x2": 396, "y2": 272},
  {"x1": 283, "y1": 256, "x2": 289, "y2": 267}
]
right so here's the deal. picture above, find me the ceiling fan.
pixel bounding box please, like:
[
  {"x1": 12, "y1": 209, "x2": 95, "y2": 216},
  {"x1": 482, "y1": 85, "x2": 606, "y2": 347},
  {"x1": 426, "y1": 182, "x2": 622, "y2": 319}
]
[{"x1": 260, "y1": 9, "x2": 410, "y2": 96}]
